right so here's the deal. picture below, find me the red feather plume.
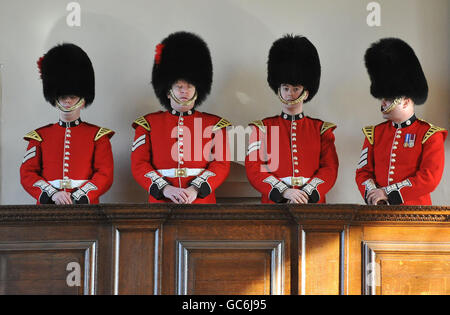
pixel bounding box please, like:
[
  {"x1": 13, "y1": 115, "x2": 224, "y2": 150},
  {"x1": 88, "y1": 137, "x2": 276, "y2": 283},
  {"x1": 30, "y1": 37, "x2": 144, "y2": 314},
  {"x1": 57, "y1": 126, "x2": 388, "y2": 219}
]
[
  {"x1": 154, "y1": 43, "x2": 164, "y2": 65},
  {"x1": 37, "y1": 56, "x2": 44, "y2": 78}
]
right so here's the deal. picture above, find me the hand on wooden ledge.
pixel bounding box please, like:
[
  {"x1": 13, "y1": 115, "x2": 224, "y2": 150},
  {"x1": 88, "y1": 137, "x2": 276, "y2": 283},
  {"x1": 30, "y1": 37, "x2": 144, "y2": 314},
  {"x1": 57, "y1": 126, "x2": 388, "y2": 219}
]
[
  {"x1": 283, "y1": 188, "x2": 309, "y2": 204},
  {"x1": 51, "y1": 191, "x2": 73, "y2": 205},
  {"x1": 185, "y1": 186, "x2": 199, "y2": 204},
  {"x1": 366, "y1": 188, "x2": 388, "y2": 205},
  {"x1": 163, "y1": 185, "x2": 198, "y2": 204}
]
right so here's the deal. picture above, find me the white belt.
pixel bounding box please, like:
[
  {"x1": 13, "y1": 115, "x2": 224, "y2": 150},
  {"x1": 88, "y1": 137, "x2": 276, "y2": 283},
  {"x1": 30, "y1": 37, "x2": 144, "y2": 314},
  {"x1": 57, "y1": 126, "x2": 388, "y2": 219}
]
[
  {"x1": 280, "y1": 176, "x2": 310, "y2": 187},
  {"x1": 49, "y1": 179, "x2": 87, "y2": 189},
  {"x1": 158, "y1": 168, "x2": 204, "y2": 178}
]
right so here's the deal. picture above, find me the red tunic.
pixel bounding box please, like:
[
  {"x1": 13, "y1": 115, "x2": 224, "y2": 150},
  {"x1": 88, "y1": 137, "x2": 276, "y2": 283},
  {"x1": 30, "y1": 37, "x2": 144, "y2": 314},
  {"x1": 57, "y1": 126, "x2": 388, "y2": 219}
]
[
  {"x1": 355, "y1": 115, "x2": 447, "y2": 205},
  {"x1": 131, "y1": 109, "x2": 231, "y2": 203},
  {"x1": 245, "y1": 112, "x2": 339, "y2": 203},
  {"x1": 20, "y1": 119, "x2": 114, "y2": 204}
]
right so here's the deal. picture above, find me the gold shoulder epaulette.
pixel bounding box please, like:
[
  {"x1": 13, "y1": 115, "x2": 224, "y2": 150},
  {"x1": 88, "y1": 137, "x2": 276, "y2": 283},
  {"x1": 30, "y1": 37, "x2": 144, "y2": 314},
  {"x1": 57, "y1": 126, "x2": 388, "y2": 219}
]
[
  {"x1": 212, "y1": 118, "x2": 232, "y2": 132},
  {"x1": 95, "y1": 127, "x2": 114, "y2": 141},
  {"x1": 134, "y1": 116, "x2": 151, "y2": 132},
  {"x1": 422, "y1": 125, "x2": 446, "y2": 144},
  {"x1": 249, "y1": 120, "x2": 266, "y2": 133},
  {"x1": 362, "y1": 126, "x2": 375, "y2": 145},
  {"x1": 24, "y1": 130, "x2": 42, "y2": 142},
  {"x1": 320, "y1": 122, "x2": 336, "y2": 135}
]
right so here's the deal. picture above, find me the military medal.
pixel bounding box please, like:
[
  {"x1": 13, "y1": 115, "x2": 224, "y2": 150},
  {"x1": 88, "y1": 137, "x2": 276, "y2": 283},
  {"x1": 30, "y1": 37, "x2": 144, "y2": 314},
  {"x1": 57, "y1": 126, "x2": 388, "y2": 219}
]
[
  {"x1": 404, "y1": 134, "x2": 410, "y2": 147},
  {"x1": 409, "y1": 134, "x2": 416, "y2": 148},
  {"x1": 404, "y1": 134, "x2": 416, "y2": 148}
]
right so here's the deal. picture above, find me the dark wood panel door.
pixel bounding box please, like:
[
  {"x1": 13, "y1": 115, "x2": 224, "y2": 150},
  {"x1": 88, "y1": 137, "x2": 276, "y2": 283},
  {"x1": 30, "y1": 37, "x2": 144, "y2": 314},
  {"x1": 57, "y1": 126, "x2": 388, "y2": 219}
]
[
  {"x1": 300, "y1": 227, "x2": 345, "y2": 295},
  {"x1": 113, "y1": 225, "x2": 161, "y2": 295},
  {"x1": 0, "y1": 241, "x2": 96, "y2": 295},
  {"x1": 363, "y1": 242, "x2": 450, "y2": 295},
  {"x1": 162, "y1": 222, "x2": 293, "y2": 295},
  {"x1": 177, "y1": 241, "x2": 284, "y2": 295}
]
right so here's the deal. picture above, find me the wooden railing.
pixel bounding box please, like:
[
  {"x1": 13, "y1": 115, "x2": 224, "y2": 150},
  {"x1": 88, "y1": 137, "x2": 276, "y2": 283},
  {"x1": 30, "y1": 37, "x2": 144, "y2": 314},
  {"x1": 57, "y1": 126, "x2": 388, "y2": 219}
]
[{"x1": 0, "y1": 203, "x2": 449, "y2": 295}]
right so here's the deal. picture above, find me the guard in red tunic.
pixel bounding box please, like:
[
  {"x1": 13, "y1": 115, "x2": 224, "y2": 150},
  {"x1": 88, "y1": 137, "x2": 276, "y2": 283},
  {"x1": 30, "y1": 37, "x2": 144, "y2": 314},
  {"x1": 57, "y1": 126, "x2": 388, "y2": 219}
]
[
  {"x1": 355, "y1": 38, "x2": 447, "y2": 205},
  {"x1": 20, "y1": 43, "x2": 114, "y2": 205},
  {"x1": 131, "y1": 32, "x2": 231, "y2": 204},
  {"x1": 245, "y1": 35, "x2": 339, "y2": 204}
]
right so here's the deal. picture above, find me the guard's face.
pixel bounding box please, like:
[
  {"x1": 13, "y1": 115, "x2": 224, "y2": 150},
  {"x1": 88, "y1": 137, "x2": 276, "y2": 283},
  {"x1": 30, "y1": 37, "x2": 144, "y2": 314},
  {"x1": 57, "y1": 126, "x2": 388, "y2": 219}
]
[
  {"x1": 170, "y1": 80, "x2": 196, "y2": 102},
  {"x1": 381, "y1": 98, "x2": 406, "y2": 121},
  {"x1": 168, "y1": 80, "x2": 197, "y2": 111},
  {"x1": 58, "y1": 95, "x2": 81, "y2": 109},
  {"x1": 279, "y1": 84, "x2": 304, "y2": 102}
]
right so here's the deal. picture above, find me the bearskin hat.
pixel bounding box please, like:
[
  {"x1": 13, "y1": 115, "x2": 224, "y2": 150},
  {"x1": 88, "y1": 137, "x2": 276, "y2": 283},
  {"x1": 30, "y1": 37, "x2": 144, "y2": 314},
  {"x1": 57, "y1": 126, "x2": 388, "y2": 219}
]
[
  {"x1": 267, "y1": 34, "x2": 321, "y2": 103},
  {"x1": 364, "y1": 38, "x2": 428, "y2": 105},
  {"x1": 38, "y1": 43, "x2": 95, "y2": 106},
  {"x1": 151, "y1": 31, "x2": 213, "y2": 110}
]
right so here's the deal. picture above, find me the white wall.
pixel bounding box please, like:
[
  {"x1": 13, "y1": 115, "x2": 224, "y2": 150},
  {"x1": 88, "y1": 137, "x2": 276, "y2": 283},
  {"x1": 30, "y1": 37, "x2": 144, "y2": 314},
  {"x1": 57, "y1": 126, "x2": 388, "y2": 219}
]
[{"x1": 0, "y1": 0, "x2": 448, "y2": 205}]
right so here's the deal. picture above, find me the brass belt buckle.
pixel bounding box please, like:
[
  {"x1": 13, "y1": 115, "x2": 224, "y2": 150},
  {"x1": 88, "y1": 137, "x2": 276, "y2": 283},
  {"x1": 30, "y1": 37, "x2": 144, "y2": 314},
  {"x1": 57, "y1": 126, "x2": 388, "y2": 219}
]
[
  {"x1": 175, "y1": 168, "x2": 187, "y2": 177},
  {"x1": 60, "y1": 179, "x2": 72, "y2": 189},
  {"x1": 291, "y1": 177, "x2": 304, "y2": 187}
]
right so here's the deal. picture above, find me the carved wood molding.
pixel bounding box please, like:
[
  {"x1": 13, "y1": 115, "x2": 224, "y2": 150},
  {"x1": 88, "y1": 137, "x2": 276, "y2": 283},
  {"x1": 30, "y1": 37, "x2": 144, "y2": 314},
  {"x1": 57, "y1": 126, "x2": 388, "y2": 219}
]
[
  {"x1": 354, "y1": 206, "x2": 450, "y2": 223},
  {"x1": 355, "y1": 213, "x2": 450, "y2": 222},
  {"x1": 0, "y1": 204, "x2": 448, "y2": 224}
]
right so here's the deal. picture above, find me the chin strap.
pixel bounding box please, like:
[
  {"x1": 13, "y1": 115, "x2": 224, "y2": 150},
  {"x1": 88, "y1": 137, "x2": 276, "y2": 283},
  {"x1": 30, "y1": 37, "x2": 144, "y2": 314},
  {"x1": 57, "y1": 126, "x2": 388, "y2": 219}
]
[
  {"x1": 55, "y1": 98, "x2": 85, "y2": 112},
  {"x1": 382, "y1": 97, "x2": 403, "y2": 114},
  {"x1": 278, "y1": 89, "x2": 308, "y2": 106},
  {"x1": 169, "y1": 89, "x2": 198, "y2": 107}
]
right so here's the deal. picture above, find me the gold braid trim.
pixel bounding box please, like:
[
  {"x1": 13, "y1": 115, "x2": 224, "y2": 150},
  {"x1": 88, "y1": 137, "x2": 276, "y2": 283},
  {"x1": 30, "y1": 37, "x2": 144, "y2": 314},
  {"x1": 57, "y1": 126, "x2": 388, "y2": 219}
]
[
  {"x1": 249, "y1": 120, "x2": 266, "y2": 134},
  {"x1": 134, "y1": 116, "x2": 151, "y2": 132},
  {"x1": 212, "y1": 118, "x2": 232, "y2": 132},
  {"x1": 362, "y1": 126, "x2": 375, "y2": 145},
  {"x1": 422, "y1": 125, "x2": 446, "y2": 144},
  {"x1": 320, "y1": 122, "x2": 336, "y2": 135},
  {"x1": 24, "y1": 130, "x2": 42, "y2": 142},
  {"x1": 95, "y1": 128, "x2": 114, "y2": 141}
]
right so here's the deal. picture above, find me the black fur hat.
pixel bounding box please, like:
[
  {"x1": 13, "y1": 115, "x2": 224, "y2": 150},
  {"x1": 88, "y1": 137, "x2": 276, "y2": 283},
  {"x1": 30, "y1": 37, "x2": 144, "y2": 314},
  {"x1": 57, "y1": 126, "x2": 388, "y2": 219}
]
[
  {"x1": 267, "y1": 34, "x2": 321, "y2": 103},
  {"x1": 38, "y1": 43, "x2": 95, "y2": 106},
  {"x1": 151, "y1": 31, "x2": 213, "y2": 110},
  {"x1": 364, "y1": 38, "x2": 428, "y2": 105}
]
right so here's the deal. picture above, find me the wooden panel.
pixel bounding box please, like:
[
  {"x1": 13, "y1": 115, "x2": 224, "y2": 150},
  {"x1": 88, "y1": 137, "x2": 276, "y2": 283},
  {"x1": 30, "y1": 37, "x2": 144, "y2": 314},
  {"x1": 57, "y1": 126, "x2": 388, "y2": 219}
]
[
  {"x1": 302, "y1": 229, "x2": 344, "y2": 295},
  {"x1": 363, "y1": 242, "x2": 450, "y2": 295},
  {"x1": 113, "y1": 226, "x2": 160, "y2": 295},
  {"x1": 162, "y1": 222, "x2": 292, "y2": 295},
  {"x1": 0, "y1": 204, "x2": 448, "y2": 295},
  {"x1": 0, "y1": 241, "x2": 96, "y2": 295},
  {"x1": 176, "y1": 241, "x2": 284, "y2": 295},
  {"x1": 187, "y1": 250, "x2": 269, "y2": 294}
]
